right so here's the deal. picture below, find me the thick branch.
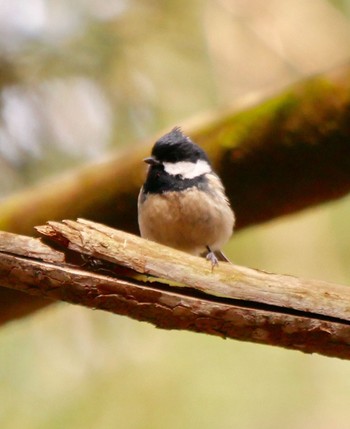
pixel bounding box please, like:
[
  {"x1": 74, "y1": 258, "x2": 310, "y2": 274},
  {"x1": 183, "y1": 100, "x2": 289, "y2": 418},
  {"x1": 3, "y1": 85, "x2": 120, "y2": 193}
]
[
  {"x1": 1, "y1": 63, "x2": 350, "y2": 323},
  {"x1": 1, "y1": 220, "x2": 350, "y2": 360},
  {"x1": 1, "y1": 65, "x2": 350, "y2": 236}
]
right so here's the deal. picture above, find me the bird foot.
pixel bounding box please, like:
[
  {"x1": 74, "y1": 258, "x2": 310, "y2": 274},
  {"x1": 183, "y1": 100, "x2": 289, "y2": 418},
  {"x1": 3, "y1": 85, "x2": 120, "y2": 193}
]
[{"x1": 206, "y1": 247, "x2": 219, "y2": 271}]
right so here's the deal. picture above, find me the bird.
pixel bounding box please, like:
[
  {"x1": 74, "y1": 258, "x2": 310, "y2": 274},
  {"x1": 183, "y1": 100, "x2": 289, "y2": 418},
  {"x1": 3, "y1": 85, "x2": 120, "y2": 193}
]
[{"x1": 138, "y1": 127, "x2": 235, "y2": 267}]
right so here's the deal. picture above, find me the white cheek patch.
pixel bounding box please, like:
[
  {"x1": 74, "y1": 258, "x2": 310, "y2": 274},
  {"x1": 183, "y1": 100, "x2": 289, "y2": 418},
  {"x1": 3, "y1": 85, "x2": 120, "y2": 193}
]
[{"x1": 163, "y1": 160, "x2": 211, "y2": 179}]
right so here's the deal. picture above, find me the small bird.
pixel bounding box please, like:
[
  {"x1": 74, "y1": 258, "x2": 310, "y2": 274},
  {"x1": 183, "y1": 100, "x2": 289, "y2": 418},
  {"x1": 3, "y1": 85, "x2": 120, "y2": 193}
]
[{"x1": 138, "y1": 127, "x2": 235, "y2": 267}]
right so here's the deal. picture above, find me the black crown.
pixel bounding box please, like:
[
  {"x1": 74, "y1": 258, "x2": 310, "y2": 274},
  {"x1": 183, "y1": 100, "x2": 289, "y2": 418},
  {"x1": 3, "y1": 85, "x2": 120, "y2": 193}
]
[{"x1": 152, "y1": 127, "x2": 210, "y2": 164}]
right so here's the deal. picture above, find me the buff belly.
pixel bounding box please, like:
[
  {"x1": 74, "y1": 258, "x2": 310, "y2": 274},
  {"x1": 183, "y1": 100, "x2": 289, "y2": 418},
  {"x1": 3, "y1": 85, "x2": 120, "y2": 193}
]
[{"x1": 138, "y1": 187, "x2": 234, "y2": 255}]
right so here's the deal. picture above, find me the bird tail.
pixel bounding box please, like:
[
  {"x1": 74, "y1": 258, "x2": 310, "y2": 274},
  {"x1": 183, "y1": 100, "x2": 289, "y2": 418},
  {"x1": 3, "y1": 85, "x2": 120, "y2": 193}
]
[{"x1": 214, "y1": 250, "x2": 232, "y2": 263}]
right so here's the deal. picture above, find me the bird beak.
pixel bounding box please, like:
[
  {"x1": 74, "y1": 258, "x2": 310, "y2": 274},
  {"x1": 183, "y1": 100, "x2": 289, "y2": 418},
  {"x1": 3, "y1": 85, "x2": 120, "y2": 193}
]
[{"x1": 143, "y1": 156, "x2": 159, "y2": 165}]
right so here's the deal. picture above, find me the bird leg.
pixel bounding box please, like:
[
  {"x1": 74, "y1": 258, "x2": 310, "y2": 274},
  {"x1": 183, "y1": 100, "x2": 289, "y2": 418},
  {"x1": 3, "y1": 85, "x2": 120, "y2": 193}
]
[{"x1": 206, "y1": 246, "x2": 219, "y2": 270}]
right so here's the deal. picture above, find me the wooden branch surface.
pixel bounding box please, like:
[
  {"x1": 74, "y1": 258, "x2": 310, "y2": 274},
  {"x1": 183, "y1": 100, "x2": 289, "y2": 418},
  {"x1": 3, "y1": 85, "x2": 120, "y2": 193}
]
[{"x1": 1, "y1": 219, "x2": 350, "y2": 360}]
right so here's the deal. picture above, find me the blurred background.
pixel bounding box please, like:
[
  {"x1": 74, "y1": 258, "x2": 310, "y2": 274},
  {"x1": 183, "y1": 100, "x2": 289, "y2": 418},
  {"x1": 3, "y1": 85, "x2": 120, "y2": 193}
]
[{"x1": 1, "y1": 0, "x2": 350, "y2": 428}]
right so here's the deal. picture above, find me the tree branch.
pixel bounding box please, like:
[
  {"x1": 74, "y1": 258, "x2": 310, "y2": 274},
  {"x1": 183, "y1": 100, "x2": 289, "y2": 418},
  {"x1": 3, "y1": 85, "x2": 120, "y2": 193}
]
[
  {"x1": 1, "y1": 65, "x2": 350, "y2": 236},
  {"x1": 1, "y1": 63, "x2": 350, "y2": 323},
  {"x1": 1, "y1": 219, "x2": 350, "y2": 360}
]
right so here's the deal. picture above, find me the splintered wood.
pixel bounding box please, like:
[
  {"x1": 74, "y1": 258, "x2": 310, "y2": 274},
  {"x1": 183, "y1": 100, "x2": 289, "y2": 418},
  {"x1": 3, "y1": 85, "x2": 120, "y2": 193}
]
[{"x1": 0, "y1": 218, "x2": 350, "y2": 359}]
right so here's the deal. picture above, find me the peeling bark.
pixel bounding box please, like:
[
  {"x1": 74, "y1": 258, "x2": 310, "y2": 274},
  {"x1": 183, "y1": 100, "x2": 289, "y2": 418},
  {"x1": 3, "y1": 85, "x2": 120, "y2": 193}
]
[{"x1": 1, "y1": 220, "x2": 350, "y2": 360}]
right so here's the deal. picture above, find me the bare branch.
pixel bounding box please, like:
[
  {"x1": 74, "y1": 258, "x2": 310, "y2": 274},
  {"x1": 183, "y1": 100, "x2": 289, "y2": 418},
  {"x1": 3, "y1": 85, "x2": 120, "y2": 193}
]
[{"x1": 1, "y1": 220, "x2": 350, "y2": 360}]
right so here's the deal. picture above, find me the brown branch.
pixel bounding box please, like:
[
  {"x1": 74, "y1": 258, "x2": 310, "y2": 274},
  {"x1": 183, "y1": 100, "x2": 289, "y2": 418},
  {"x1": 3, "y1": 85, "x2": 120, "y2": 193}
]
[
  {"x1": 1, "y1": 219, "x2": 350, "y2": 360},
  {"x1": 1, "y1": 65, "x2": 350, "y2": 236},
  {"x1": 1, "y1": 63, "x2": 350, "y2": 323}
]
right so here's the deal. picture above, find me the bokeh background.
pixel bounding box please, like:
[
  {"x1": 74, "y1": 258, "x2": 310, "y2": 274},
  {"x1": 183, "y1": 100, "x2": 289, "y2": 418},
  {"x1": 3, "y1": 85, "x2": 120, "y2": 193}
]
[{"x1": 1, "y1": 1, "x2": 350, "y2": 428}]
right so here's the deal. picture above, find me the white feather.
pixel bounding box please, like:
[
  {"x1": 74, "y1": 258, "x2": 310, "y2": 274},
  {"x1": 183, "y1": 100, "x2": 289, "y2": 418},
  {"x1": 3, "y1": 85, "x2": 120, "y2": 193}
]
[{"x1": 163, "y1": 159, "x2": 211, "y2": 179}]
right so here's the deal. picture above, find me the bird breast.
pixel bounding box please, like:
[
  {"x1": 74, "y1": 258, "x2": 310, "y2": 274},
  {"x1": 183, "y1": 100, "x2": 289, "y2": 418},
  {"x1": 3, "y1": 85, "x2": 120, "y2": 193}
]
[{"x1": 138, "y1": 176, "x2": 234, "y2": 255}]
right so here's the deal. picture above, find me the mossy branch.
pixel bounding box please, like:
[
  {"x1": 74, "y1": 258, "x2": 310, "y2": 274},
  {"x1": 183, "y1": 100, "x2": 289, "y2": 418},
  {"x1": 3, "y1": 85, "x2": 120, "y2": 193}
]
[
  {"x1": 1, "y1": 219, "x2": 350, "y2": 360},
  {"x1": 1, "y1": 63, "x2": 350, "y2": 323},
  {"x1": 1, "y1": 65, "x2": 350, "y2": 236}
]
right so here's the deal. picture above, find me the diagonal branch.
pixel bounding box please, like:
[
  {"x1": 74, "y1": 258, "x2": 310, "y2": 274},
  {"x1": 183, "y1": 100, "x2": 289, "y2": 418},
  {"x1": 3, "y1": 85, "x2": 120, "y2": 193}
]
[
  {"x1": 1, "y1": 63, "x2": 350, "y2": 324},
  {"x1": 1, "y1": 219, "x2": 350, "y2": 360},
  {"x1": 1, "y1": 65, "x2": 350, "y2": 236}
]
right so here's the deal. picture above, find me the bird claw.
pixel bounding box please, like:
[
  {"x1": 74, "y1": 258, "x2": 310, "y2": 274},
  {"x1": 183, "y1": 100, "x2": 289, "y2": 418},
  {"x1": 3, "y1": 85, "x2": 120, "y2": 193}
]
[{"x1": 206, "y1": 249, "x2": 219, "y2": 270}]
